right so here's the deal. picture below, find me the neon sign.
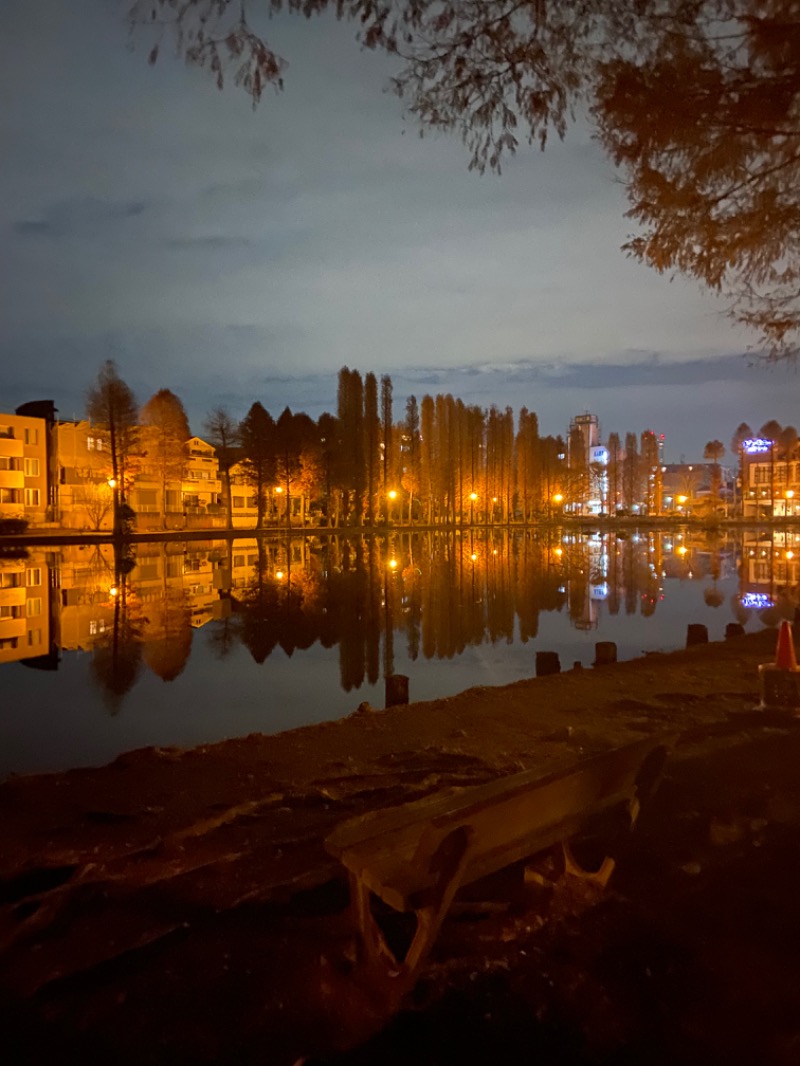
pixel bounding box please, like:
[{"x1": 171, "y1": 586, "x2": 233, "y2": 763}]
[
  {"x1": 740, "y1": 592, "x2": 773, "y2": 609},
  {"x1": 743, "y1": 438, "x2": 773, "y2": 454}
]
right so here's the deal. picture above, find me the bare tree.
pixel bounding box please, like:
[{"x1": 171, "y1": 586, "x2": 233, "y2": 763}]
[
  {"x1": 203, "y1": 406, "x2": 240, "y2": 529},
  {"x1": 86, "y1": 360, "x2": 139, "y2": 536}
]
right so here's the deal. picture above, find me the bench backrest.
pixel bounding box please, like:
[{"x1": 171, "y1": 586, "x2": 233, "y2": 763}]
[{"x1": 326, "y1": 735, "x2": 671, "y2": 912}]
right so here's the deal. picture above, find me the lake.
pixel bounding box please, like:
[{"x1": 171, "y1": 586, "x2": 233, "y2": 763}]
[{"x1": 1, "y1": 527, "x2": 797, "y2": 778}]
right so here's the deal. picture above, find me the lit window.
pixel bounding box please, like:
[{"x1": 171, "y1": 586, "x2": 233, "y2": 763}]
[
  {"x1": 24, "y1": 458, "x2": 40, "y2": 477},
  {"x1": 25, "y1": 568, "x2": 42, "y2": 587},
  {"x1": 26, "y1": 598, "x2": 42, "y2": 617}
]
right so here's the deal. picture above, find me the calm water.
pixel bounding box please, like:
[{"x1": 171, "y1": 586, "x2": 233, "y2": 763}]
[{"x1": 1, "y1": 528, "x2": 797, "y2": 778}]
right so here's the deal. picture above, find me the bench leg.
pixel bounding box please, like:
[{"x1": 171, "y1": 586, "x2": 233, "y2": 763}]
[
  {"x1": 561, "y1": 840, "x2": 616, "y2": 888},
  {"x1": 349, "y1": 825, "x2": 473, "y2": 982}
]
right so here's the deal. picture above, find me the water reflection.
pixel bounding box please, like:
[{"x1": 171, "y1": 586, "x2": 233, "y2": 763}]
[{"x1": 2, "y1": 528, "x2": 799, "y2": 713}]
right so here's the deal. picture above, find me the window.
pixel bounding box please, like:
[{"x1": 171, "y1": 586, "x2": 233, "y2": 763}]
[
  {"x1": 232, "y1": 496, "x2": 245, "y2": 508},
  {"x1": 233, "y1": 555, "x2": 245, "y2": 567},
  {"x1": 24, "y1": 488, "x2": 41, "y2": 506},
  {"x1": 0, "y1": 605, "x2": 22, "y2": 619},
  {"x1": 0, "y1": 488, "x2": 21, "y2": 504},
  {"x1": 0, "y1": 573, "x2": 21, "y2": 589},
  {"x1": 25, "y1": 568, "x2": 42, "y2": 587},
  {"x1": 86, "y1": 436, "x2": 105, "y2": 451},
  {"x1": 0, "y1": 457, "x2": 20, "y2": 471},
  {"x1": 27, "y1": 628, "x2": 42, "y2": 648},
  {"x1": 24, "y1": 427, "x2": 39, "y2": 445},
  {"x1": 24, "y1": 458, "x2": 40, "y2": 477},
  {"x1": 88, "y1": 619, "x2": 107, "y2": 636},
  {"x1": 26, "y1": 598, "x2": 42, "y2": 617}
]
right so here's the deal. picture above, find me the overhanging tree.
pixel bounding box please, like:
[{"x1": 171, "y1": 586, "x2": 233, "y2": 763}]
[{"x1": 131, "y1": 1, "x2": 800, "y2": 361}]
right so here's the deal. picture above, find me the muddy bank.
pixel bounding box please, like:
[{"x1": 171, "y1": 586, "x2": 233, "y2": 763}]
[{"x1": 2, "y1": 627, "x2": 800, "y2": 1064}]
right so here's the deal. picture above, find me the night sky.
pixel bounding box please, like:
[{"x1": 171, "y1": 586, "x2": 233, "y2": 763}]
[{"x1": 2, "y1": 0, "x2": 796, "y2": 460}]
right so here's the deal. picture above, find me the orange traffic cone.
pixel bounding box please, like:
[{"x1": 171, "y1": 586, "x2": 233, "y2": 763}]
[{"x1": 775, "y1": 620, "x2": 798, "y2": 671}]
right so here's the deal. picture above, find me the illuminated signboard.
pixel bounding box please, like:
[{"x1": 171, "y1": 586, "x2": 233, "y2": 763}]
[
  {"x1": 591, "y1": 583, "x2": 609, "y2": 601},
  {"x1": 740, "y1": 592, "x2": 773, "y2": 609},
  {"x1": 590, "y1": 446, "x2": 609, "y2": 465},
  {"x1": 743, "y1": 438, "x2": 773, "y2": 454}
]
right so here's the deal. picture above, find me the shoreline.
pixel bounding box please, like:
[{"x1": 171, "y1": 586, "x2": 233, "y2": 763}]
[
  {"x1": 3, "y1": 625, "x2": 800, "y2": 1063},
  {"x1": 3, "y1": 515, "x2": 800, "y2": 546}
]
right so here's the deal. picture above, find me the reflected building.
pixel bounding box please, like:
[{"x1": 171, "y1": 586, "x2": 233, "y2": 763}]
[{"x1": 0, "y1": 530, "x2": 770, "y2": 703}]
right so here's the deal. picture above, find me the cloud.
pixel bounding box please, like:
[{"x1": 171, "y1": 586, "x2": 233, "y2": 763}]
[
  {"x1": 12, "y1": 196, "x2": 147, "y2": 238},
  {"x1": 164, "y1": 235, "x2": 257, "y2": 250}
]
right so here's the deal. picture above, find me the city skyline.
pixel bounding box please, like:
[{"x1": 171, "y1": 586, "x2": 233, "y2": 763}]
[{"x1": 2, "y1": 1, "x2": 798, "y2": 461}]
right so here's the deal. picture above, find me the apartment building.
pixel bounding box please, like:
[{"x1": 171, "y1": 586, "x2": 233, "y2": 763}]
[
  {"x1": 0, "y1": 408, "x2": 52, "y2": 526},
  {"x1": 742, "y1": 453, "x2": 800, "y2": 519},
  {"x1": 0, "y1": 554, "x2": 51, "y2": 665}
]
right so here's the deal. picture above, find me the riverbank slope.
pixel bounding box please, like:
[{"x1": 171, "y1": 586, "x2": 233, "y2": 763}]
[{"x1": 2, "y1": 627, "x2": 800, "y2": 1064}]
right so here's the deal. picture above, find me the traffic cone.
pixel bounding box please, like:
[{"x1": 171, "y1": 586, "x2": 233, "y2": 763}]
[
  {"x1": 758, "y1": 620, "x2": 800, "y2": 713},
  {"x1": 775, "y1": 620, "x2": 798, "y2": 671}
]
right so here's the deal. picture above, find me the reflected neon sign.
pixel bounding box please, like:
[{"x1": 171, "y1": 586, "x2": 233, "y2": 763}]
[{"x1": 741, "y1": 592, "x2": 773, "y2": 609}]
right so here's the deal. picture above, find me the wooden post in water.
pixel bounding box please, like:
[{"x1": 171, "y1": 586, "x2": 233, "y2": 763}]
[
  {"x1": 686, "y1": 624, "x2": 708, "y2": 647},
  {"x1": 535, "y1": 651, "x2": 561, "y2": 677},
  {"x1": 385, "y1": 674, "x2": 410, "y2": 708},
  {"x1": 594, "y1": 641, "x2": 617, "y2": 666}
]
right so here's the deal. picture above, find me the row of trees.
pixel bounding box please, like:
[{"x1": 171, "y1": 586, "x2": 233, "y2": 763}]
[
  {"x1": 85, "y1": 360, "x2": 669, "y2": 530},
  {"x1": 85, "y1": 360, "x2": 796, "y2": 531}
]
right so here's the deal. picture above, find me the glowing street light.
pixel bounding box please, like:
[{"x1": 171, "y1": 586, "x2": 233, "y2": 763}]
[
  {"x1": 468, "y1": 491, "x2": 478, "y2": 526},
  {"x1": 107, "y1": 478, "x2": 117, "y2": 489},
  {"x1": 388, "y1": 557, "x2": 398, "y2": 570}
]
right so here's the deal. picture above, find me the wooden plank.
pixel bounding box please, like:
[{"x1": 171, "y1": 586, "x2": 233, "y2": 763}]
[{"x1": 326, "y1": 736, "x2": 671, "y2": 913}]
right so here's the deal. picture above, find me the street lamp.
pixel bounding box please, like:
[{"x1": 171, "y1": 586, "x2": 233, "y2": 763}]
[{"x1": 469, "y1": 491, "x2": 478, "y2": 526}]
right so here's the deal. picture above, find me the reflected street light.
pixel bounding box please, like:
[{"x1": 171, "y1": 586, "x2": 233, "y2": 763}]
[{"x1": 469, "y1": 491, "x2": 478, "y2": 526}]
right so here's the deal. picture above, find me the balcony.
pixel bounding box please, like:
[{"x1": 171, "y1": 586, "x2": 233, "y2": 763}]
[
  {"x1": 0, "y1": 470, "x2": 24, "y2": 490},
  {"x1": 0, "y1": 438, "x2": 23, "y2": 458}
]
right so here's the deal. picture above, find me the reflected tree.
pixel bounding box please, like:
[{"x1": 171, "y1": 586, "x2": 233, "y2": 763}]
[{"x1": 89, "y1": 548, "x2": 144, "y2": 713}]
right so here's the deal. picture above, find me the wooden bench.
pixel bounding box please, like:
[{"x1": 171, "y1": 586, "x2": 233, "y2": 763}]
[{"x1": 325, "y1": 735, "x2": 672, "y2": 985}]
